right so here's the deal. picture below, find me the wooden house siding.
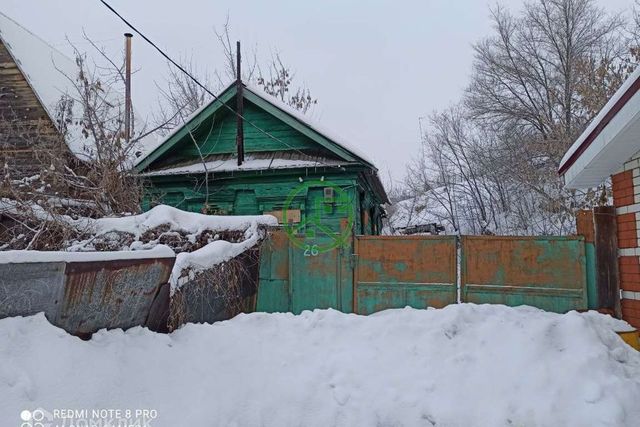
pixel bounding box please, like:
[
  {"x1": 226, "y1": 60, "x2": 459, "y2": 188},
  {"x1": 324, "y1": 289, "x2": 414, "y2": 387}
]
[
  {"x1": 0, "y1": 39, "x2": 62, "y2": 178},
  {"x1": 143, "y1": 170, "x2": 376, "y2": 232},
  {"x1": 149, "y1": 100, "x2": 322, "y2": 170}
]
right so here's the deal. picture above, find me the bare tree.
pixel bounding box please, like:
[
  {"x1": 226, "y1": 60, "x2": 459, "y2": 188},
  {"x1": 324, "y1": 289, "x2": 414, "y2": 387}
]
[
  {"x1": 213, "y1": 15, "x2": 259, "y2": 85},
  {"x1": 53, "y1": 38, "x2": 145, "y2": 215},
  {"x1": 1, "y1": 36, "x2": 150, "y2": 249},
  {"x1": 400, "y1": 0, "x2": 635, "y2": 236},
  {"x1": 153, "y1": 58, "x2": 214, "y2": 134},
  {"x1": 467, "y1": 0, "x2": 627, "y2": 142},
  {"x1": 256, "y1": 53, "x2": 317, "y2": 114},
  {"x1": 154, "y1": 16, "x2": 317, "y2": 133}
]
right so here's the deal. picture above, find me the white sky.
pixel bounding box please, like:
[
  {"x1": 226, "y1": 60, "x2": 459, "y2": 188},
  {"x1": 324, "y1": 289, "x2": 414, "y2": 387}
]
[{"x1": 0, "y1": 0, "x2": 635, "y2": 185}]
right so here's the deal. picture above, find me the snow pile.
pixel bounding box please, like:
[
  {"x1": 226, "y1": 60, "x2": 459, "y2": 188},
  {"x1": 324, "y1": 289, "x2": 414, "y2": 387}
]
[
  {"x1": 169, "y1": 219, "x2": 265, "y2": 291},
  {"x1": 71, "y1": 205, "x2": 277, "y2": 291},
  {"x1": 1, "y1": 204, "x2": 276, "y2": 292},
  {"x1": 84, "y1": 205, "x2": 276, "y2": 241},
  {"x1": 1, "y1": 304, "x2": 639, "y2": 427}
]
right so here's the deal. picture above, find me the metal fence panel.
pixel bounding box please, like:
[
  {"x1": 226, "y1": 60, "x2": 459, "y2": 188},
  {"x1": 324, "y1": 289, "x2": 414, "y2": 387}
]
[
  {"x1": 461, "y1": 236, "x2": 587, "y2": 312},
  {"x1": 354, "y1": 236, "x2": 457, "y2": 314}
]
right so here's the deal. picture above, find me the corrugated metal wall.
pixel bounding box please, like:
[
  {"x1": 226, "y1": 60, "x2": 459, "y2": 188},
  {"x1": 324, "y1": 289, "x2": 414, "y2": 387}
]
[{"x1": 0, "y1": 257, "x2": 174, "y2": 337}]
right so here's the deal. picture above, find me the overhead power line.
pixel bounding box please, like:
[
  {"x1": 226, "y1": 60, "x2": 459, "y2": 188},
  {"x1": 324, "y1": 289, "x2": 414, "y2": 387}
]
[{"x1": 97, "y1": 0, "x2": 345, "y2": 170}]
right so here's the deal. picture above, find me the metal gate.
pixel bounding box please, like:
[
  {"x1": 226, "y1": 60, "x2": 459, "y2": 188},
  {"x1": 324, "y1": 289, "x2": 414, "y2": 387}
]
[
  {"x1": 461, "y1": 236, "x2": 588, "y2": 312},
  {"x1": 289, "y1": 236, "x2": 352, "y2": 313},
  {"x1": 256, "y1": 233, "x2": 352, "y2": 314},
  {"x1": 257, "y1": 232, "x2": 590, "y2": 315},
  {"x1": 353, "y1": 236, "x2": 457, "y2": 314}
]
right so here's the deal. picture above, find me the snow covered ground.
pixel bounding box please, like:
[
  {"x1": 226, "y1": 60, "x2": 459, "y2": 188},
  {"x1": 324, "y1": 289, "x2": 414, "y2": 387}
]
[{"x1": 1, "y1": 304, "x2": 639, "y2": 427}]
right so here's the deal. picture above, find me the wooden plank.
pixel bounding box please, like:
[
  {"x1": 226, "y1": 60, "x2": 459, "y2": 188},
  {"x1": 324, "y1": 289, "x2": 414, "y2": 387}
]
[
  {"x1": 576, "y1": 210, "x2": 595, "y2": 243},
  {"x1": 593, "y1": 206, "x2": 622, "y2": 317}
]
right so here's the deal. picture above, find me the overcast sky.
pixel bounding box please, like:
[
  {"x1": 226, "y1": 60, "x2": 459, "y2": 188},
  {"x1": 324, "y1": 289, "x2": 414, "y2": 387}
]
[{"x1": 0, "y1": 0, "x2": 636, "y2": 184}]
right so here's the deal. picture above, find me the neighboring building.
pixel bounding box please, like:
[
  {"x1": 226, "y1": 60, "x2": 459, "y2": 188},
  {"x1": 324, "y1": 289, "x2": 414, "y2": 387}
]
[
  {"x1": 0, "y1": 11, "x2": 82, "y2": 179},
  {"x1": 135, "y1": 82, "x2": 389, "y2": 235},
  {"x1": 559, "y1": 66, "x2": 640, "y2": 328}
]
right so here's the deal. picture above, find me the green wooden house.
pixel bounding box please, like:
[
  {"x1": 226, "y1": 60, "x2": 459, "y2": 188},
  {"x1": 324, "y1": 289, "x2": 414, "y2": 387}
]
[{"x1": 135, "y1": 81, "x2": 388, "y2": 235}]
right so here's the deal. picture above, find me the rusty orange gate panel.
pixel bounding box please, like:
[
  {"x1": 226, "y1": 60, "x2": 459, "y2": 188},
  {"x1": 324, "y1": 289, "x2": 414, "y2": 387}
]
[
  {"x1": 353, "y1": 236, "x2": 457, "y2": 314},
  {"x1": 461, "y1": 236, "x2": 587, "y2": 312}
]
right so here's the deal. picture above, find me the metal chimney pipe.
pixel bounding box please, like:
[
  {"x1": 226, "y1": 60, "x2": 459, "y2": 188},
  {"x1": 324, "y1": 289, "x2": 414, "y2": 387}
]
[{"x1": 124, "y1": 33, "x2": 133, "y2": 144}]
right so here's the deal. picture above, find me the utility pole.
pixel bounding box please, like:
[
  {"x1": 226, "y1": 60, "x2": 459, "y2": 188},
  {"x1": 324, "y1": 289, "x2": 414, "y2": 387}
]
[
  {"x1": 124, "y1": 33, "x2": 133, "y2": 144},
  {"x1": 236, "y1": 40, "x2": 244, "y2": 166}
]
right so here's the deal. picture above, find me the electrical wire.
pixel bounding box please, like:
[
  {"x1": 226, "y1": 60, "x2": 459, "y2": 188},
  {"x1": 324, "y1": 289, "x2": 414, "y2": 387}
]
[{"x1": 97, "y1": 0, "x2": 346, "y2": 170}]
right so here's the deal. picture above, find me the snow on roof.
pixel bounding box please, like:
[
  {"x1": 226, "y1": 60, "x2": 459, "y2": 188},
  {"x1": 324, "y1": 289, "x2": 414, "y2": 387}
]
[
  {"x1": 0, "y1": 12, "x2": 77, "y2": 126},
  {"x1": 559, "y1": 66, "x2": 640, "y2": 188},
  {"x1": 0, "y1": 12, "x2": 99, "y2": 160},
  {"x1": 141, "y1": 153, "x2": 347, "y2": 177},
  {"x1": 243, "y1": 82, "x2": 376, "y2": 167},
  {"x1": 0, "y1": 244, "x2": 174, "y2": 264},
  {"x1": 387, "y1": 189, "x2": 462, "y2": 235},
  {"x1": 0, "y1": 12, "x2": 152, "y2": 163},
  {"x1": 389, "y1": 195, "x2": 441, "y2": 230},
  {"x1": 136, "y1": 80, "x2": 376, "y2": 169}
]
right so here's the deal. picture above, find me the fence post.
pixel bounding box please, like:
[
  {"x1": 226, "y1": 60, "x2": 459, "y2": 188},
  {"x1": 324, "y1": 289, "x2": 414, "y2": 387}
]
[
  {"x1": 576, "y1": 210, "x2": 597, "y2": 310},
  {"x1": 593, "y1": 206, "x2": 622, "y2": 318},
  {"x1": 456, "y1": 234, "x2": 462, "y2": 304}
]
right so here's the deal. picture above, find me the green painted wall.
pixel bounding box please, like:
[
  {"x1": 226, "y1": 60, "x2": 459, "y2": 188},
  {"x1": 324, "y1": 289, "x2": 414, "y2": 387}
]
[
  {"x1": 149, "y1": 101, "x2": 320, "y2": 170},
  {"x1": 143, "y1": 170, "x2": 382, "y2": 234}
]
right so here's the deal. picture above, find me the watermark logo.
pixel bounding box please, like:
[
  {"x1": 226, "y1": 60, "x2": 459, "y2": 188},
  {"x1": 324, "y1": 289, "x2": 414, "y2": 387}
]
[
  {"x1": 282, "y1": 179, "x2": 354, "y2": 254},
  {"x1": 18, "y1": 408, "x2": 157, "y2": 427},
  {"x1": 19, "y1": 409, "x2": 47, "y2": 427}
]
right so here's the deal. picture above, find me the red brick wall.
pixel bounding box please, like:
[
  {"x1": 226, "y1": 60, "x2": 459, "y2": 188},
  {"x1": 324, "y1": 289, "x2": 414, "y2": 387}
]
[{"x1": 612, "y1": 163, "x2": 640, "y2": 328}]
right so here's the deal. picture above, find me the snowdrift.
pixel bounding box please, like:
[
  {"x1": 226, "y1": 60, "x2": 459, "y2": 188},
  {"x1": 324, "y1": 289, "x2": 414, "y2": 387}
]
[{"x1": 1, "y1": 304, "x2": 639, "y2": 427}]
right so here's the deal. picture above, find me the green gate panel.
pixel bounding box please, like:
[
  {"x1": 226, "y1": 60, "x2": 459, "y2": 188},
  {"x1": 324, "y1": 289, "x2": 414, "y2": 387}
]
[
  {"x1": 354, "y1": 236, "x2": 457, "y2": 315},
  {"x1": 257, "y1": 233, "x2": 290, "y2": 312},
  {"x1": 289, "y1": 236, "x2": 352, "y2": 314},
  {"x1": 257, "y1": 233, "x2": 353, "y2": 314},
  {"x1": 461, "y1": 236, "x2": 588, "y2": 313},
  {"x1": 585, "y1": 242, "x2": 597, "y2": 310}
]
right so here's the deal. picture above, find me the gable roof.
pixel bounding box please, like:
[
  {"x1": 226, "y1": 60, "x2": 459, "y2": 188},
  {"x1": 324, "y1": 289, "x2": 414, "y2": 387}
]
[
  {"x1": 0, "y1": 12, "x2": 76, "y2": 127},
  {"x1": 134, "y1": 81, "x2": 377, "y2": 172},
  {"x1": 0, "y1": 12, "x2": 93, "y2": 157},
  {"x1": 559, "y1": 66, "x2": 640, "y2": 189},
  {"x1": 0, "y1": 12, "x2": 153, "y2": 163}
]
